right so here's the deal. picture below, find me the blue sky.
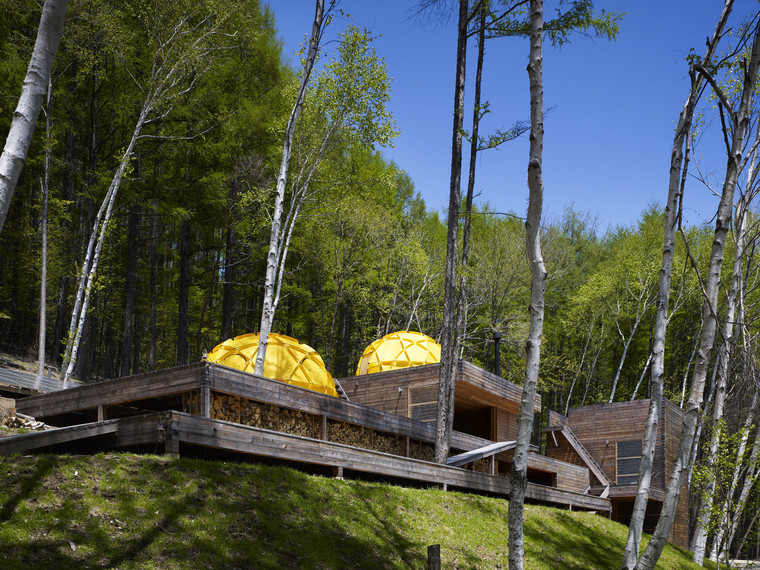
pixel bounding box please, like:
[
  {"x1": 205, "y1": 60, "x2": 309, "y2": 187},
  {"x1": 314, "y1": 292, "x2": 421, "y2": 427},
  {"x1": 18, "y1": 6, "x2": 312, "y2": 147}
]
[{"x1": 268, "y1": 1, "x2": 748, "y2": 233}]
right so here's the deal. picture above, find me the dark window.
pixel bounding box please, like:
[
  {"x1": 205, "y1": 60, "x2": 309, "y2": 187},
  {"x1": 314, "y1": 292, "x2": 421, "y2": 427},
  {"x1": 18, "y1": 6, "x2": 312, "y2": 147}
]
[{"x1": 617, "y1": 440, "x2": 642, "y2": 485}]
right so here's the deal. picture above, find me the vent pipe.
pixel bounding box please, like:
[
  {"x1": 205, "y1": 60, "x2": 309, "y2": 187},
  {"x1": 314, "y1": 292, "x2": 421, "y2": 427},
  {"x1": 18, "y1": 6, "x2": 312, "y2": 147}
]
[{"x1": 493, "y1": 331, "x2": 501, "y2": 377}]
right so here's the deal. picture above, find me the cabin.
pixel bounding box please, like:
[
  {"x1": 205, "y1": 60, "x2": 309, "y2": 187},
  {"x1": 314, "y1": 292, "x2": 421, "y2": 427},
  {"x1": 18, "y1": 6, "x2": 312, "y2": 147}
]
[
  {"x1": 0, "y1": 329, "x2": 690, "y2": 549},
  {"x1": 545, "y1": 400, "x2": 689, "y2": 549}
]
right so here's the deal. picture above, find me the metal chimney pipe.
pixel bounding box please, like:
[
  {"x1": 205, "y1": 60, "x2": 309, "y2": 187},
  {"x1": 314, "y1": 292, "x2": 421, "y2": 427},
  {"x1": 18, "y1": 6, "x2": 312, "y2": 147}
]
[{"x1": 493, "y1": 331, "x2": 501, "y2": 377}]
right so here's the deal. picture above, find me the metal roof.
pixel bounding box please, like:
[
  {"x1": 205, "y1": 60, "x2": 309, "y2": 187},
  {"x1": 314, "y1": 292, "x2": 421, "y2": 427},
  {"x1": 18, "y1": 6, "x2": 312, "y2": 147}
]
[{"x1": 0, "y1": 367, "x2": 74, "y2": 395}]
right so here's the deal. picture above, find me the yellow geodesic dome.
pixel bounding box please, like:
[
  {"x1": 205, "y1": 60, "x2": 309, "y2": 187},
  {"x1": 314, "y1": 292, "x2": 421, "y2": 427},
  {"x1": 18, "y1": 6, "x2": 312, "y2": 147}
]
[
  {"x1": 356, "y1": 330, "x2": 441, "y2": 375},
  {"x1": 206, "y1": 332, "x2": 338, "y2": 397}
]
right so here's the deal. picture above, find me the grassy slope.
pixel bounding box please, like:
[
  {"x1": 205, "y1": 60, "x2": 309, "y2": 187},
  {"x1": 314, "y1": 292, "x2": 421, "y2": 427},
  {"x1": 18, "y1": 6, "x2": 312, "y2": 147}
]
[{"x1": 0, "y1": 453, "x2": 713, "y2": 569}]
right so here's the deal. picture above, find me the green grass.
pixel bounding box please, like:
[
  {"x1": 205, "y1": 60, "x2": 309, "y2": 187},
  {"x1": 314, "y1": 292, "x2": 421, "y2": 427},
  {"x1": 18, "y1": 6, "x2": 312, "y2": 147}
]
[{"x1": 0, "y1": 453, "x2": 716, "y2": 569}]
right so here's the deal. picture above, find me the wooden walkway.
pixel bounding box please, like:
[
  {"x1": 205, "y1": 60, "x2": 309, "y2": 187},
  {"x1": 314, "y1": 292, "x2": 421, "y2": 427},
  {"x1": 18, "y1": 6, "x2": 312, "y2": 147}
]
[
  {"x1": 0, "y1": 410, "x2": 610, "y2": 512},
  {"x1": 8, "y1": 362, "x2": 610, "y2": 514}
]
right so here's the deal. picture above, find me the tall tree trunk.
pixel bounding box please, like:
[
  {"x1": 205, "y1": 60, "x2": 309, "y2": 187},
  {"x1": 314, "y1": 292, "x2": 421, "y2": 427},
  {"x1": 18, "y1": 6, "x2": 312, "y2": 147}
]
[
  {"x1": 36, "y1": 77, "x2": 52, "y2": 386},
  {"x1": 176, "y1": 219, "x2": 190, "y2": 365},
  {"x1": 622, "y1": 4, "x2": 733, "y2": 566},
  {"x1": 636, "y1": 19, "x2": 760, "y2": 569},
  {"x1": 148, "y1": 205, "x2": 159, "y2": 371},
  {"x1": 62, "y1": 100, "x2": 152, "y2": 383},
  {"x1": 0, "y1": 0, "x2": 68, "y2": 235},
  {"x1": 120, "y1": 208, "x2": 139, "y2": 377},
  {"x1": 692, "y1": 150, "x2": 755, "y2": 566},
  {"x1": 254, "y1": 0, "x2": 325, "y2": 376},
  {"x1": 434, "y1": 0, "x2": 468, "y2": 465},
  {"x1": 508, "y1": 1, "x2": 546, "y2": 568}
]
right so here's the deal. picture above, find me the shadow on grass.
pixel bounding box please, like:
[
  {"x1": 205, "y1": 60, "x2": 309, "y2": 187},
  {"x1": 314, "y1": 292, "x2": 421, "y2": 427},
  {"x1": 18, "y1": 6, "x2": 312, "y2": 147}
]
[{"x1": 0, "y1": 454, "x2": 55, "y2": 522}]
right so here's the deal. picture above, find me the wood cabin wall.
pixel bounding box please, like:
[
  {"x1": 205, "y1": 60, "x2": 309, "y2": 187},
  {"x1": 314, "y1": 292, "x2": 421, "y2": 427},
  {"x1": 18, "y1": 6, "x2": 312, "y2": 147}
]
[
  {"x1": 547, "y1": 399, "x2": 690, "y2": 550},
  {"x1": 563, "y1": 400, "x2": 651, "y2": 485},
  {"x1": 341, "y1": 361, "x2": 539, "y2": 443}
]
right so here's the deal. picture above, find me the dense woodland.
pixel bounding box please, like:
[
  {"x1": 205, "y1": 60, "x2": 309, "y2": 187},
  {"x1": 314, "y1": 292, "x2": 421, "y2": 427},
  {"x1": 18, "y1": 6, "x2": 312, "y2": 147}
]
[{"x1": 4, "y1": 0, "x2": 760, "y2": 565}]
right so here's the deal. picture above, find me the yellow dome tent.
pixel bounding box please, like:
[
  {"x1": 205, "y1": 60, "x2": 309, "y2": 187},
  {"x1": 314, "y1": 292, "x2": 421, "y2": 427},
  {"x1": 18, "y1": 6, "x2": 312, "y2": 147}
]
[
  {"x1": 356, "y1": 330, "x2": 441, "y2": 375},
  {"x1": 206, "y1": 332, "x2": 338, "y2": 397}
]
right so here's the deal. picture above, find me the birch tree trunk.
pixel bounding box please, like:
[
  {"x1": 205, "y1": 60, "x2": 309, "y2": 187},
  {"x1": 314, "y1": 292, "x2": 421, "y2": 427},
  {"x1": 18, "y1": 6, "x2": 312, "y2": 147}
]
[
  {"x1": 434, "y1": 0, "x2": 468, "y2": 464},
  {"x1": 621, "y1": 4, "x2": 733, "y2": 566},
  {"x1": 0, "y1": 0, "x2": 68, "y2": 236},
  {"x1": 63, "y1": 103, "x2": 151, "y2": 383},
  {"x1": 636, "y1": 20, "x2": 760, "y2": 570},
  {"x1": 36, "y1": 77, "x2": 53, "y2": 387},
  {"x1": 692, "y1": 139, "x2": 757, "y2": 565},
  {"x1": 710, "y1": 392, "x2": 760, "y2": 561},
  {"x1": 508, "y1": 1, "x2": 546, "y2": 567},
  {"x1": 254, "y1": 0, "x2": 325, "y2": 377}
]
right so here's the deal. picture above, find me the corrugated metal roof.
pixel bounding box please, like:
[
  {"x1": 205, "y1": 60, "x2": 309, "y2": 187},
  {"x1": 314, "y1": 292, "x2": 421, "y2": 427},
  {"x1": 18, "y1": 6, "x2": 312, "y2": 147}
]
[{"x1": 0, "y1": 367, "x2": 74, "y2": 394}]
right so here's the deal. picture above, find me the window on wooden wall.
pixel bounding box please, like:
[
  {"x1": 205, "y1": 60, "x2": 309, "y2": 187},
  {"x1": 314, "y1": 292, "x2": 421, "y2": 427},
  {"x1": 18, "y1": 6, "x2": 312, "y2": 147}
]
[
  {"x1": 616, "y1": 440, "x2": 643, "y2": 485},
  {"x1": 409, "y1": 385, "x2": 437, "y2": 422}
]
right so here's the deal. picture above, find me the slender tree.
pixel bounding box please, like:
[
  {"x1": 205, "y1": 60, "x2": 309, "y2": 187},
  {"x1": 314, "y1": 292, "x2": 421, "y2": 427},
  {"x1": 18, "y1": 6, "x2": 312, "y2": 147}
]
[
  {"x1": 0, "y1": 0, "x2": 68, "y2": 236},
  {"x1": 434, "y1": 0, "x2": 469, "y2": 464},
  {"x1": 507, "y1": 1, "x2": 546, "y2": 567},
  {"x1": 254, "y1": 0, "x2": 328, "y2": 376},
  {"x1": 621, "y1": 4, "x2": 734, "y2": 566},
  {"x1": 36, "y1": 77, "x2": 53, "y2": 387},
  {"x1": 636, "y1": 18, "x2": 760, "y2": 570}
]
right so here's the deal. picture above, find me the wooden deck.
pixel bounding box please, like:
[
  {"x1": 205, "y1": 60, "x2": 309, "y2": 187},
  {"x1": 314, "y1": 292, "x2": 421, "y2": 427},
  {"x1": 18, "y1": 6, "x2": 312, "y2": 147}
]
[
  {"x1": 11, "y1": 362, "x2": 609, "y2": 514},
  {"x1": 0, "y1": 410, "x2": 610, "y2": 513}
]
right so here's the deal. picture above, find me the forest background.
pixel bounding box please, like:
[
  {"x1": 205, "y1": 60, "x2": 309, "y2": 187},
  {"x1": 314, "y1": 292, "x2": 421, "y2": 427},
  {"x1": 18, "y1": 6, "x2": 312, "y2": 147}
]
[
  {"x1": 2, "y1": 0, "x2": 760, "y2": 559},
  {"x1": 0, "y1": 0, "x2": 750, "y2": 422}
]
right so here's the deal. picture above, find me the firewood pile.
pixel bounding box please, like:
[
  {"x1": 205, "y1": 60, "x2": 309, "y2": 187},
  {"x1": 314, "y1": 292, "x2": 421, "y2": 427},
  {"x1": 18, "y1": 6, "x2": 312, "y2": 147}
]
[
  {"x1": 205, "y1": 390, "x2": 436, "y2": 459},
  {"x1": 1, "y1": 409, "x2": 50, "y2": 431},
  {"x1": 210, "y1": 393, "x2": 320, "y2": 438},
  {"x1": 469, "y1": 458, "x2": 491, "y2": 473}
]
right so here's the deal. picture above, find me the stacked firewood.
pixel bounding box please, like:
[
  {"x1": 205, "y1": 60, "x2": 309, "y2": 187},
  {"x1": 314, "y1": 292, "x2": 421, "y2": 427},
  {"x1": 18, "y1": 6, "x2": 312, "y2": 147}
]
[
  {"x1": 327, "y1": 420, "x2": 373, "y2": 448},
  {"x1": 206, "y1": 391, "x2": 435, "y2": 459},
  {"x1": 210, "y1": 393, "x2": 319, "y2": 438},
  {"x1": 1, "y1": 409, "x2": 49, "y2": 430}
]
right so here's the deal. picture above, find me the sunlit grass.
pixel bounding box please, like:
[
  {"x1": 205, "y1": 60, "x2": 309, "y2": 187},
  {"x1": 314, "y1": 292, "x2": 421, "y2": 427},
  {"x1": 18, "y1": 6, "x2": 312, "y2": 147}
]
[{"x1": 0, "y1": 453, "x2": 713, "y2": 569}]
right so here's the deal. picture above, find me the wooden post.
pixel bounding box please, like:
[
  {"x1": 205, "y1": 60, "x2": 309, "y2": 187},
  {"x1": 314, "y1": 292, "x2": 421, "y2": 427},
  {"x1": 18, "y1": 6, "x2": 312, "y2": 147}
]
[
  {"x1": 321, "y1": 415, "x2": 328, "y2": 440},
  {"x1": 333, "y1": 466, "x2": 344, "y2": 479},
  {"x1": 200, "y1": 383, "x2": 210, "y2": 419},
  {"x1": 490, "y1": 455, "x2": 495, "y2": 475},
  {"x1": 427, "y1": 544, "x2": 441, "y2": 570},
  {"x1": 97, "y1": 405, "x2": 105, "y2": 422},
  {"x1": 164, "y1": 427, "x2": 179, "y2": 458}
]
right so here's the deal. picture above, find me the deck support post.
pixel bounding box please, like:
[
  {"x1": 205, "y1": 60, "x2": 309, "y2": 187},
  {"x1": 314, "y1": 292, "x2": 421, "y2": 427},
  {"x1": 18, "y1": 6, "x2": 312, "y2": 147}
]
[
  {"x1": 200, "y1": 382, "x2": 210, "y2": 419},
  {"x1": 97, "y1": 405, "x2": 105, "y2": 422},
  {"x1": 164, "y1": 427, "x2": 179, "y2": 458},
  {"x1": 321, "y1": 415, "x2": 327, "y2": 440},
  {"x1": 333, "y1": 466, "x2": 344, "y2": 479}
]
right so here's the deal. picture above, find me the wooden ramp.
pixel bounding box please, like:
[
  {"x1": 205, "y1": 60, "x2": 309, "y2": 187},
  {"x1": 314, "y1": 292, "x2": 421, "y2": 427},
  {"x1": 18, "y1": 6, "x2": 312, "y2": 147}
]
[
  {"x1": 545, "y1": 423, "x2": 611, "y2": 496},
  {"x1": 0, "y1": 411, "x2": 611, "y2": 513},
  {"x1": 447, "y1": 440, "x2": 516, "y2": 467}
]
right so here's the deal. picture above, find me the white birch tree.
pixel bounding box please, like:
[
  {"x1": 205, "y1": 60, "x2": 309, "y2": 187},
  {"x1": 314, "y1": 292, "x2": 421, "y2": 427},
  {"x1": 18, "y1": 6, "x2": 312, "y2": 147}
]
[
  {"x1": 508, "y1": 1, "x2": 546, "y2": 567},
  {"x1": 60, "y1": 4, "x2": 228, "y2": 382},
  {"x1": 635, "y1": 18, "x2": 760, "y2": 570},
  {"x1": 254, "y1": 0, "x2": 328, "y2": 377},
  {"x1": 691, "y1": 122, "x2": 760, "y2": 566},
  {"x1": 0, "y1": 0, "x2": 68, "y2": 236},
  {"x1": 622, "y1": 4, "x2": 734, "y2": 566},
  {"x1": 254, "y1": 15, "x2": 397, "y2": 377}
]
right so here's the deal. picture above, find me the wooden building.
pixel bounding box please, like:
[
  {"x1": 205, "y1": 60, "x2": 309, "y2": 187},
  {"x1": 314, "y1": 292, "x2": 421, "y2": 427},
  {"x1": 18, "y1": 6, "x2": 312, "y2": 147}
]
[
  {"x1": 4, "y1": 358, "x2": 690, "y2": 549},
  {"x1": 6, "y1": 361, "x2": 610, "y2": 515},
  {"x1": 545, "y1": 399, "x2": 689, "y2": 549}
]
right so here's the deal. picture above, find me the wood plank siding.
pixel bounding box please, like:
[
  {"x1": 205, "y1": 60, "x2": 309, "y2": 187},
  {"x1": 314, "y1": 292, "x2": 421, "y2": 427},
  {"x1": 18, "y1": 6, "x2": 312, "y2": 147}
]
[
  {"x1": 343, "y1": 360, "x2": 539, "y2": 442},
  {"x1": 546, "y1": 399, "x2": 689, "y2": 549}
]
